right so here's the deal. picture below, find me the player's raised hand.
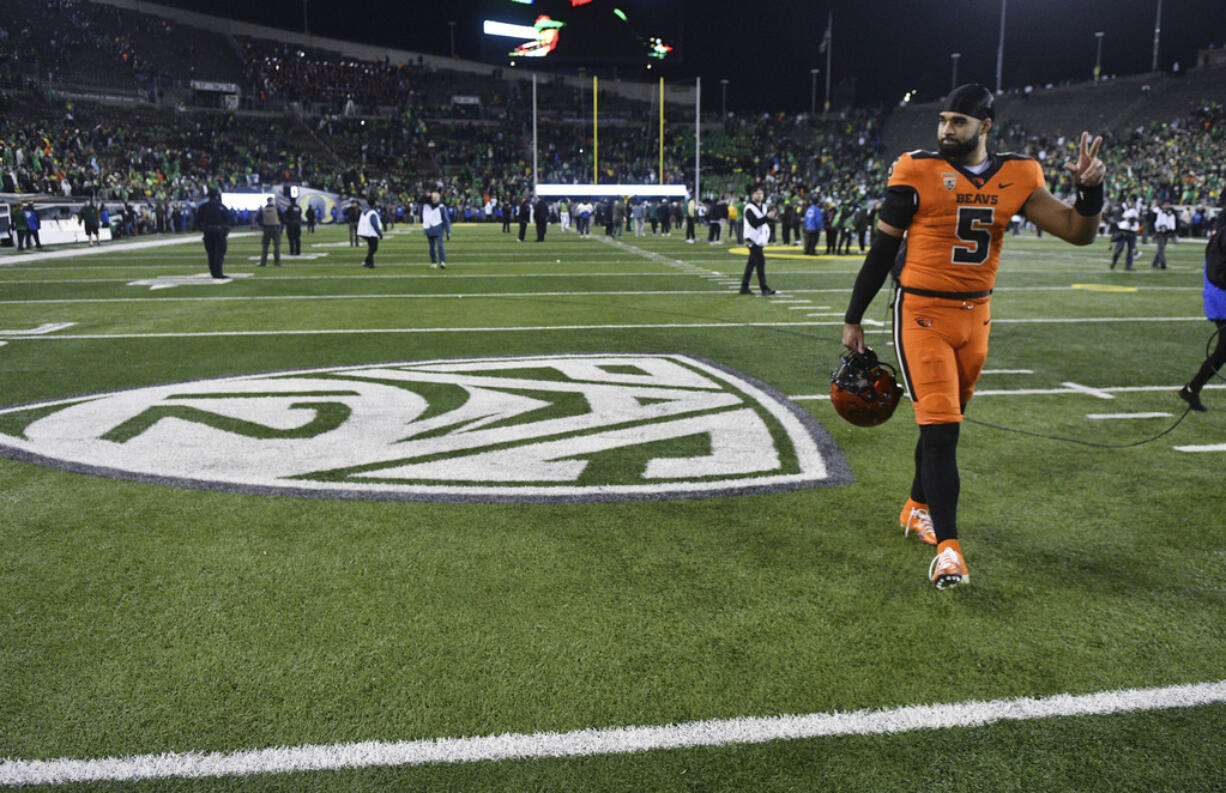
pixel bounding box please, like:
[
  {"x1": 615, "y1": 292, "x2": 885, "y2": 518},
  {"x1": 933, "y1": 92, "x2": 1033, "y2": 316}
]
[{"x1": 1064, "y1": 131, "x2": 1105, "y2": 187}]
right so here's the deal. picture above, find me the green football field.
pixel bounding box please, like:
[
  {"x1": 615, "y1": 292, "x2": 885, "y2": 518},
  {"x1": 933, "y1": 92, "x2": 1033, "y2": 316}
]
[{"x1": 2, "y1": 222, "x2": 1224, "y2": 791}]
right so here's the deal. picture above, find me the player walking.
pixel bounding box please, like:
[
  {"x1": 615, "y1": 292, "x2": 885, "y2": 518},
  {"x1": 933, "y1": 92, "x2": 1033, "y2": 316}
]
[{"x1": 841, "y1": 84, "x2": 1106, "y2": 588}]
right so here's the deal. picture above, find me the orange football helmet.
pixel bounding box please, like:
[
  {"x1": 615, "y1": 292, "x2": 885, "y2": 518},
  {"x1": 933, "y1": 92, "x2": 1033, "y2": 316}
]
[{"x1": 830, "y1": 348, "x2": 904, "y2": 427}]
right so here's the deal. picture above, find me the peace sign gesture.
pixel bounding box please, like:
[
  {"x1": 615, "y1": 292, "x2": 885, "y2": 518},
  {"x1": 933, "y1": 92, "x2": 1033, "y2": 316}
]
[{"x1": 1064, "y1": 131, "x2": 1105, "y2": 187}]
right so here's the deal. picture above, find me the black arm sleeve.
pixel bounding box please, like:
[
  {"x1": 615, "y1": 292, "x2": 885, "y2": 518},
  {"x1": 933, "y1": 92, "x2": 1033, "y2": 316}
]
[
  {"x1": 876, "y1": 185, "x2": 919, "y2": 229},
  {"x1": 746, "y1": 207, "x2": 770, "y2": 228},
  {"x1": 843, "y1": 231, "x2": 905, "y2": 324}
]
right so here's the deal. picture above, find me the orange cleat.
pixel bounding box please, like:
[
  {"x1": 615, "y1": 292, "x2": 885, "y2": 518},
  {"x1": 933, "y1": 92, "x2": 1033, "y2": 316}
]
[
  {"x1": 929, "y1": 541, "x2": 969, "y2": 589},
  {"x1": 899, "y1": 498, "x2": 937, "y2": 546}
]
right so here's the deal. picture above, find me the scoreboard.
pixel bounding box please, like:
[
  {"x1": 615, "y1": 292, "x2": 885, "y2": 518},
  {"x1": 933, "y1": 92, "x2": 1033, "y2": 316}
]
[{"x1": 478, "y1": 0, "x2": 680, "y2": 65}]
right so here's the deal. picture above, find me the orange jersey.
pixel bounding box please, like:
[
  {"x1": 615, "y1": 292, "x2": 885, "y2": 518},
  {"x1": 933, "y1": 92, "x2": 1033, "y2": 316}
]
[{"x1": 889, "y1": 151, "x2": 1045, "y2": 294}]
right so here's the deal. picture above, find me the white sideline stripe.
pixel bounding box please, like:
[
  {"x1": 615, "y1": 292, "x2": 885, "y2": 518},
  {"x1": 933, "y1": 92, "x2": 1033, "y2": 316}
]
[
  {"x1": 981, "y1": 369, "x2": 1034, "y2": 374},
  {"x1": 8, "y1": 322, "x2": 1221, "y2": 344},
  {"x1": 1174, "y1": 443, "x2": 1226, "y2": 452},
  {"x1": 0, "y1": 322, "x2": 76, "y2": 335},
  {"x1": 0, "y1": 289, "x2": 760, "y2": 305},
  {"x1": 2, "y1": 680, "x2": 1222, "y2": 787},
  {"x1": 1, "y1": 320, "x2": 849, "y2": 340},
  {"x1": 789, "y1": 383, "x2": 1226, "y2": 401},
  {"x1": 0, "y1": 233, "x2": 258, "y2": 265},
  {"x1": 1087, "y1": 412, "x2": 1173, "y2": 420},
  {"x1": 0, "y1": 272, "x2": 704, "y2": 285}
]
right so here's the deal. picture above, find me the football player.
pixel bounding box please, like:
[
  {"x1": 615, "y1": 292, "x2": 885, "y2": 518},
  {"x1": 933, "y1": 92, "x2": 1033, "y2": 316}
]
[{"x1": 841, "y1": 84, "x2": 1106, "y2": 589}]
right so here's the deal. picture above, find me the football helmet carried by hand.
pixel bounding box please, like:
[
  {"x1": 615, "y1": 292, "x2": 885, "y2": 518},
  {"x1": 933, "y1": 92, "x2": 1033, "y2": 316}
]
[{"x1": 830, "y1": 348, "x2": 904, "y2": 427}]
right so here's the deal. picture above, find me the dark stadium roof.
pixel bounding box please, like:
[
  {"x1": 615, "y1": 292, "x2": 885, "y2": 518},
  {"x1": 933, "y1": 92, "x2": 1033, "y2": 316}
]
[{"x1": 150, "y1": 0, "x2": 1224, "y2": 110}]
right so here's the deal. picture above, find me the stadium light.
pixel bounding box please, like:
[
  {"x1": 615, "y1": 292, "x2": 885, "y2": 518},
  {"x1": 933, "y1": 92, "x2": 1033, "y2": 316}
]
[
  {"x1": 1094, "y1": 31, "x2": 1105, "y2": 84},
  {"x1": 950, "y1": 53, "x2": 960, "y2": 92},
  {"x1": 1152, "y1": 0, "x2": 1162, "y2": 72},
  {"x1": 996, "y1": 0, "x2": 1006, "y2": 94}
]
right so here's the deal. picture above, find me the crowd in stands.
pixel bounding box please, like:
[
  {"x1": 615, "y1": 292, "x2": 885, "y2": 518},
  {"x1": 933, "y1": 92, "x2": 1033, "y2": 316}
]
[
  {"x1": 239, "y1": 40, "x2": 419, "y2": 115},
  {"x1": 0, "y1": 97, "x2": 328, "y2": 200},
  {"x1": 0, "y1": 0, "x2": 176, "y2": 97},
  {"x1": 994, "y1": 99, "x2": 1224, "y2": 207},
  {"x1": 3, "y1": 83, "x2": 1221, "y2": 247},
  {"x1": 1, "y1": 0, "x2": 1222, "y2": 247}
]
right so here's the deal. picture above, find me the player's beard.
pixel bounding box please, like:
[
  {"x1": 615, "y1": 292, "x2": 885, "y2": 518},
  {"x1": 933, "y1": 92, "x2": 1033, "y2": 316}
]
[{"x1": 939, "y1": 132, "x2": 980, "y2": 161}]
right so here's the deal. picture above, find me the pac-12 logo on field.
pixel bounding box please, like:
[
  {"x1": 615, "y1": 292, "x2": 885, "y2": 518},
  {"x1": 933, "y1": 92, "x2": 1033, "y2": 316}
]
[{"x1": 0, "y1": 354, "x2": 852, "y2": 502}]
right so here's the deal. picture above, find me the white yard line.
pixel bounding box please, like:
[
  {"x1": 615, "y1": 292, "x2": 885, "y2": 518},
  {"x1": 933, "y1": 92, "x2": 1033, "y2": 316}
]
[
  {"x1": 1086, "y1": 412, "x2": 1174, "y2": 420},
  {"x1": 0, "y1": 272, "x2": 707, "y2": 285},
  {"x1": 0, "y1": 232, "x2": 258, "y2": 265},
  {"x1": 1173, "y1": 443, "x2": 1226, "y2": 452},
  {"x1": 0, "y1": 289, "x2": 767, "y2": 305},
  {"x1": 0, "y1": 320, "x2": 844, "y2": 340},
  {"x1": 2, "y1": 680, "x2": 1222, "y2": 787},
  {"x1": 7, "y1": 318, "x2": 1221, "y2": 342},
  {"x1": 1060, "y1": 381, "x2": 1118, "y2": 399},
  {"x1": 789, "y1": 383, "x2": 1226, "y2": 401}
]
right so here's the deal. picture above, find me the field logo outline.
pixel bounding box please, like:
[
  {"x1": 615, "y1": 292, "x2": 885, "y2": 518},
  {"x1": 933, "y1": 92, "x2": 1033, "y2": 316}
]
[{"x1": 0, "y1": 353, "x2": 852, "y2": 502}]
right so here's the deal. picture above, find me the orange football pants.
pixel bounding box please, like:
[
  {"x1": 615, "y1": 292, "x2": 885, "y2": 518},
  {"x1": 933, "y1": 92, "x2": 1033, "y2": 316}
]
[{"x1": 892, "y1": 291, "x2": 991, "y2": 425}]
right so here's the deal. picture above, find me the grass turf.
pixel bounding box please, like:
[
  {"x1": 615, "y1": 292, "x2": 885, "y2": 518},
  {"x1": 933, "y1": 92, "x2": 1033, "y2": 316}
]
[{"x1": 1, "y1": 223, "x2": 1224, "y2": 790}]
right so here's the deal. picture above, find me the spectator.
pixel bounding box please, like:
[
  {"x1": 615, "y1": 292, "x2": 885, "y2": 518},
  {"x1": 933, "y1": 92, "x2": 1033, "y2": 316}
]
[
  {"x1": 357, "y1": 201, "x2": 383, "y2": 268},
  {"x1": 422, "y1": 191, "x2": 450, "y2": 268},
  {"x1": 803, "y1": 194, "x2": 824, "y2": 255},
  {"x1": 24, "y1": 203, "x2": 42, "y2": 249},
  {"x1": 196, "y1": 187, "x2": 232, "y2": 279},
  {"x1": 739, "y1": 186, "x2": 777, "y2": 296},
  {"x1": 257, "y1": 196, "x2": 283, "y2": 266}
]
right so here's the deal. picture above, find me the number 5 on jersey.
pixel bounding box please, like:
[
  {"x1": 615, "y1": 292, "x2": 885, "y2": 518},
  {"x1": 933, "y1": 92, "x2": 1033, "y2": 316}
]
[{"x1": 953, "y1": 206, "x2": 994, "y2": 265}]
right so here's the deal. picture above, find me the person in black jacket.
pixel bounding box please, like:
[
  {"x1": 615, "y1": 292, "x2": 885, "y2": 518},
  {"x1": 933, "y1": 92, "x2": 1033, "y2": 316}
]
[
  {"x1": 657, "y1": 201, "x2": 672, "y2": 236},
  {"x1": 284, "y1": 199, "x2": 303, "y2": 255},
  {"x1": 196, "y1": 188, "x2": 233, "y2": 279},
  {"x1": 781, "y1": 201, "x2": 796, "y2": 246},
  {"x1": 345, "y1": 200, "x2": 361, "y2": 246},
  {"x1": 534, "y1": 195, "x2": 550, "y2": 242},
  {"x1": 518, "y1": 197, "x2": 531, "y2": 242}
]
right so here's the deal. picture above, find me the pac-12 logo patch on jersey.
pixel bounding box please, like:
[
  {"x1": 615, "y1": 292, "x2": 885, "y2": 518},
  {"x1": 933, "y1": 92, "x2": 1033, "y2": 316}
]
[
  {"x1": 0, "y1": 354, "x2": 853, "y2": 503},
  {"x1": 942, "y1": 172, "x2": 959, "y2": 192}
]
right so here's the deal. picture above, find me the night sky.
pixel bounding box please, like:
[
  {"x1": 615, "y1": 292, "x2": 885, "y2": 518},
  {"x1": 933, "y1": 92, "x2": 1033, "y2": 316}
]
[{"x1": 157, "y1": 0, "x2": 1225, "y2": 111}]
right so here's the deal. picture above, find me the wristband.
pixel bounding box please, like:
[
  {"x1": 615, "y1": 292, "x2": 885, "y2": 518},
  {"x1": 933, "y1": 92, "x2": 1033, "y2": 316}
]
[{"x1": 1073, "y1": 183, "x2": 1104, "y2": 217}]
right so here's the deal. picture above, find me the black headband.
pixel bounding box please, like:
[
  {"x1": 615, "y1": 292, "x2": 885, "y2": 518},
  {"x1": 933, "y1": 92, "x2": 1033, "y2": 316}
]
[{"x1": 943, "y1": 83, "x2": 994, "y2": 120}]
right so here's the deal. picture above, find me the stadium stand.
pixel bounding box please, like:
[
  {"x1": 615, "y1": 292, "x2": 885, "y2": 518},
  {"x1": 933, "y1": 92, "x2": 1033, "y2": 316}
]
[{"x1": 1, "y1": 0, "x2": 1221, "y2": 241}]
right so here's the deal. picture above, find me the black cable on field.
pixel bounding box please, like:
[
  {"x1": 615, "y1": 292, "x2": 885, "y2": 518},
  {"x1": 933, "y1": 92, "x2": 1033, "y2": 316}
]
[
  {"x1": 874, "y1": 297, "x2": 1214, "y2": 449},
  {"x1": 520, "y1": 273, "x2": 1218, "y2": 450},
  {"x1": 963, "y1": 406, "x2": 1194, "y2": 449},
  {"x1": 961, "y1": 324, "x2": 1224, "y2": 448}
]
